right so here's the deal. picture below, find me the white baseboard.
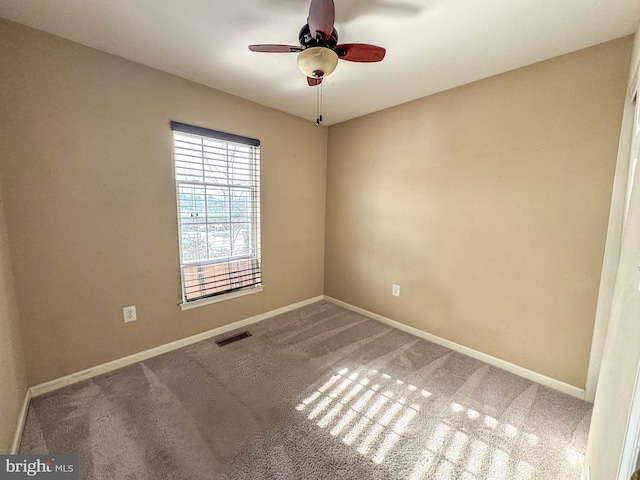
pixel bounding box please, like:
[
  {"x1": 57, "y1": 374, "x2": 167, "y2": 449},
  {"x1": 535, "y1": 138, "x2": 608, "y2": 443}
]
[
  {"x1": 11, "y1": 389, "x2": 31, "y2": 454},
  {"x1": 29, "y1": 294, "x2": 585, "y2": 401},
  {"x1": 324, "y1": 296, "x2": 586, "y2": 400},
  {"x1": 30, "y1": 295, "x2": 324, "y2": 397}
]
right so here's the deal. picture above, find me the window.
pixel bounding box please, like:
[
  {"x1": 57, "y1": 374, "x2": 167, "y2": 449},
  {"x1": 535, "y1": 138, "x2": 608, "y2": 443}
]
[{"x1": 171, "y1": 121, "x2": 262, "y2": 306}]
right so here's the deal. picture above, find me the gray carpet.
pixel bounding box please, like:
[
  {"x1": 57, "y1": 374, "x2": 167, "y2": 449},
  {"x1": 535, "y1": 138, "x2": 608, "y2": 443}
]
[{"x1": 19, "y1": 301, "x2": 591, "y2": 479}]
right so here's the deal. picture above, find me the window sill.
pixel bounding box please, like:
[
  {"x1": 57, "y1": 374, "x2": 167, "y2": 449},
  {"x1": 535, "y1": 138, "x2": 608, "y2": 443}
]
[{"x1": 179, "y1": 285, "x2": 264, "y2": 311}]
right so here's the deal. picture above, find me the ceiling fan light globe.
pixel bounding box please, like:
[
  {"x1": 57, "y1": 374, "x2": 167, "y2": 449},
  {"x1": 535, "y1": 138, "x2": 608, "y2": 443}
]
[{"x1": 297, "y1": 47, "x2": 338, "y2": 79}]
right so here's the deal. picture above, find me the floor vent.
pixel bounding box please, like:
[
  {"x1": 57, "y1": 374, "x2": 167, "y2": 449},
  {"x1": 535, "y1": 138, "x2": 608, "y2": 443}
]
[{"x1": 215, "y1": 331, "x2": 252, "y2": 347}]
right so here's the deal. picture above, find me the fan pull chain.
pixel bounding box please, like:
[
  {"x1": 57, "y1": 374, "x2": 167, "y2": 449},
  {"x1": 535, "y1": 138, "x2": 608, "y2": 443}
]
[{"x1": 316, "y1": 82, "x2": 323, "y2": 125}]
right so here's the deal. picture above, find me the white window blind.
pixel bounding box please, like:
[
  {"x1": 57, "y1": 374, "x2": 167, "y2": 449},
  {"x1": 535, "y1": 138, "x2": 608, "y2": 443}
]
[{"x1": 170, "y1": 121, "x2": 261, "y2": 303}]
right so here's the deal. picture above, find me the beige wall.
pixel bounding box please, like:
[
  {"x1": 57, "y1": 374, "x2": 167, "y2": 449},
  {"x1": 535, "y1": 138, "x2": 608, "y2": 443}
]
[
  {"x1": 325, "y1": 37, "x2": 632, "y2": 389},
  {"x1": 585, "y1": 26, "x2": 640, "y2": 480},
  {"x1": 0, "y1": 174, "x2": 28, "y2": 453},
  {"x1": 0, "y1": 19, "x2": 327, "y2": 385}
]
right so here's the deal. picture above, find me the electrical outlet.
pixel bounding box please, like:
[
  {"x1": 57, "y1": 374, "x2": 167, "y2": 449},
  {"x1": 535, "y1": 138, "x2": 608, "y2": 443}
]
[
  {"x1": 123, "y1": 306, "x2": 137, "y2": 323},
  {"x1": 392, "y1": 284, "x2": 400, "y2": 297}
]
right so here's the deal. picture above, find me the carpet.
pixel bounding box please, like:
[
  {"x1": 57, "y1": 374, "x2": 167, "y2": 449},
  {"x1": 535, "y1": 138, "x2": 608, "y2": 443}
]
[{"x1": 19, "y1": 300, "x2": 591, "y2": 479}]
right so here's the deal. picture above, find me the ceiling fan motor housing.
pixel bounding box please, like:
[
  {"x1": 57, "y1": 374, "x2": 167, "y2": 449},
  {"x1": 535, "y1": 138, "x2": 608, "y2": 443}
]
[{"x1": 299, "y1": 24, "x2": 338, "y2": 50}]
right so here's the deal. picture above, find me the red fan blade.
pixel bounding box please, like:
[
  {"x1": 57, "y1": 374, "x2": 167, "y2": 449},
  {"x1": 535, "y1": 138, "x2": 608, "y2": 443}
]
[
  {"x1": 308, "y1": 0, "x2": 335, "y2": 41},
  {"x1": 335, "y1": 44, "x2": 386, "y2": 62},
  {"x1": 248, "y1": 44, "x2": 303, "y2": 53},
  {"x1": 307, "y1": 77, "x2": 323, "y2": 86}
]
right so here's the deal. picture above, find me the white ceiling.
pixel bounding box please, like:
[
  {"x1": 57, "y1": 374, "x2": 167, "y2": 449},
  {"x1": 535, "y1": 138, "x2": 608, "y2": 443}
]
[{"x1": 1, "y1": 0, "x2": 639, "y2": 125}]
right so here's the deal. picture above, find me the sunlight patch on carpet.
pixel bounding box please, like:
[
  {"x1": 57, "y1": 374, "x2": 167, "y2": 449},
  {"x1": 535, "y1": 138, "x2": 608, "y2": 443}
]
[
  {"x1": 296, "y1": 366, "x2": 544, "y2": 479},
  {"x1": 296, "y1": 367, "x2": 424, "y2": 465}
]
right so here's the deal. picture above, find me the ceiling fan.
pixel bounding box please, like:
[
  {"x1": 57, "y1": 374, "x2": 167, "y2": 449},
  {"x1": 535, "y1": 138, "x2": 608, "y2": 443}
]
[{"x1": 248, "y1": 0, "x2": 386, "y2": 86}]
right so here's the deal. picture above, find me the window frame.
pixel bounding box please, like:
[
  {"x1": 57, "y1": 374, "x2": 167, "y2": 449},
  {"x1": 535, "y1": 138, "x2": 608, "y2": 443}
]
[
  {"x1": 170, "y1": 121, "x2": 263, "y2": 310},
  {"x1": 624, "y1": 91, "x2": 640, "y2": 225}
]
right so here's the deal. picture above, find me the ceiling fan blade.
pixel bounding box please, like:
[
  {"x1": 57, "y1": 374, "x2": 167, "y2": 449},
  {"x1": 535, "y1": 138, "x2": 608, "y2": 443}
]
[
  {"x1": 335, "y1": 44, "x2": 386, "y2": 62},
  {"x1": 307, "y1": 77, "x2": 323, "y2": 86},
  {"x1": 308, "y1": 0, "x2": 335, "y2": 41},
  {"x1": 248, "y1": 44, "x2": 303, "y2": 53}
]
